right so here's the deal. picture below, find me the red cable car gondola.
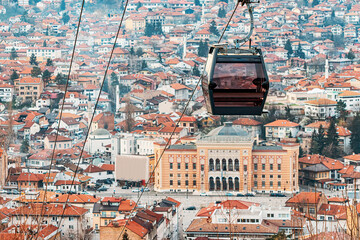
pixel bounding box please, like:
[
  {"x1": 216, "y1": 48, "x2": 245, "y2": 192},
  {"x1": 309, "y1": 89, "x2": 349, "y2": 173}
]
[{"x1": 202, "y1": 0, "x2": 269, "y2": 115}]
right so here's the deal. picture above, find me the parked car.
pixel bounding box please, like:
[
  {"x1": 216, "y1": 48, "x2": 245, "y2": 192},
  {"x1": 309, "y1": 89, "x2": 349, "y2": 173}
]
[
  {"x1": 0, "y1": 189, "x2": 7, "y2": 194},
  {"x1": 80, "y1": 191, "x2": 90, "y2": 195},
  {"x1": 143, "y1": 187, "x2": 150, "y2": 192},
  {"x1": 97, "y1": 185, "x2": 108, "y2": 192},
  {"x1": 186, "y1": 206, "x2": 196, "y2": 210},
  {"x1": 236, "y1": 193, "x2": 245, "y2": 197},
  {"x1": 225, "y1": 192, "x2": 234, "y2": 196},
  {"x1": 122, "y1": 185, "x2": 129, "y2": 189},
  {"x1": 245, "y1": 193, "x2": 255, "y2": 197},
  {"x1": 270, "y1": 193, "x2": 286, "y2": 197},
  {"x1": 132, "y1": 188, "x2": 140, "y2": 193},
  {"x1": 200, "y1": 192, "x2": 208, "y2": 196}
]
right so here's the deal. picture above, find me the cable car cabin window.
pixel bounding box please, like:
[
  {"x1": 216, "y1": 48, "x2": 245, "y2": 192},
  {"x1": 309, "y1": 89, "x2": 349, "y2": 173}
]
[{"x1": 212, "y1": 62, "x2": 266, "y2": 108}]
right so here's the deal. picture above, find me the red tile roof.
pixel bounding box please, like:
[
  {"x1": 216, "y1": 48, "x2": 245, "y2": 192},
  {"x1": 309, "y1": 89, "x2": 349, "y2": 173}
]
[
  {"x1": 10, "y1": 203, "x2": 88, "y2": 216},
  {"x1": 286, "y1": 192, "x2": 324, "y2": 205},
  {"x1": 233, "y1": 118, "x2": 262, "y2": 126},
  {"x1": 264, "y1": 119, "x2": 299, "y2": 127}
]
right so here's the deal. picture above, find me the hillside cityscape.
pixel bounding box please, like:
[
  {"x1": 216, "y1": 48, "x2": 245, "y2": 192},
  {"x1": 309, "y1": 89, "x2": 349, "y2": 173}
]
[{"x1": 0, "y1": 0, "x2": 360, "y2": 239}]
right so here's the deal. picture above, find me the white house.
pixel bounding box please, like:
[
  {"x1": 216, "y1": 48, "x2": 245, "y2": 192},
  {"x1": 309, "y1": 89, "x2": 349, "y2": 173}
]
[
  {"x1": 337, "y1": 91, "x2": 360, "y2": 112},
  {"x1": 304, "y1": 98, "x2": 337, "y2": 119},
  {"x1": 0, "y1": 84, "x2": 13, "y2": 102},
  {"x1": 264, "y1": 120, "x2": 300, "y2": 140}
]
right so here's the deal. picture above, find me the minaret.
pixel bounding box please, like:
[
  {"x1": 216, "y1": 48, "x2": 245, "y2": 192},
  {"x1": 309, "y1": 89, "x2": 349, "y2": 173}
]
[
  {"x1": 201, "y1": 4, "x2": 205, "y2": 24},
  {"x1": 116, "y1": 84, "x2": 120, "y2": 112},
  {"x1": 325, "y1": 55, "x2": 329, "y2": 80},
  {"x1": 87, "y1": 95, "x2": 92, "y2": 132},
  {"x1": 182, "y1": 36, "x2": 187, "y2": 60}
]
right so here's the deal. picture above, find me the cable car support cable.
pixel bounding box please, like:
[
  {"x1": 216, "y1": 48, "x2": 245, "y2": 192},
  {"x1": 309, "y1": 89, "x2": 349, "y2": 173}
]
[
  {"x1": 32, "y1": 1, "x2": 86, "y2": 239},
  {"x1": 115, "y1": 1, "x2": 259, "y2": 239},
  {"x1": 52, "y1": 0, "x2": 130, "y2": 234}
]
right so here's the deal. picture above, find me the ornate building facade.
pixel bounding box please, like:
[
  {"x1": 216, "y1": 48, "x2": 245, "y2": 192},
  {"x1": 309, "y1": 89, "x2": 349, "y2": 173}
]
[{"x1": 154, "y1": 123, "x2": 299, "y2": 194}]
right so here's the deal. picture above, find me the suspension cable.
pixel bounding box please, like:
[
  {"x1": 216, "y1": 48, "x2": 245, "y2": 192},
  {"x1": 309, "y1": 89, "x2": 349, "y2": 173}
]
[
  {"x1": 53, "y1": 0, "x2": 130, "y2": 232},
  {"x1": 32, "y1": 1, "x2": 86, "y2": 239},
  {"x1": 115, "y1": 1, "x2": 254, "y2": 239}
]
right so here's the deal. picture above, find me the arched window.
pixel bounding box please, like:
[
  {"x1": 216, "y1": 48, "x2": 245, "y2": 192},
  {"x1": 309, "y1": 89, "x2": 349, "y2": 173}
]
[
  {"x1": 222, "y1": 177, "x2": 227, "y2": 191},
  {"x1": 228, "y1": 177, "x2": 234, "y2": 191},
  {"x1": 235, "y1": 177, "x2": 240, "y2": 191},
  {"x1": 216, "y1": 177, "x2": 221, "y2": 191},
  {"x1": 209, "y1": 158, "x2": 214, "y2": 171},
  {"x1": 216, "y1": 159, "x2": 220, "y2": 171},
  {"x1": 235, "y1": 159, "x2": 239, "y2": 171},
  {"x1": 228, "y1": 159, "x2": 233, "y2": 171},
  {"x1": 209, "y1": 177, "x2": 215, "y2": 191},
  {"x1": 222, "y1": 159, "x2": 227, "y2": 171}
]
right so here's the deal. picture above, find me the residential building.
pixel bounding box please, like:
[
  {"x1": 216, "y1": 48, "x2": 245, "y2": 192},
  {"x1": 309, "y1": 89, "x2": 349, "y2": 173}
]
[
  {"x1": 44, "y1": 134, "x2": 72, "y2": 150},
  {"x1": 264, "y1": 120, "x2": 300, "y2": 140},
  {"x1": 304, "y1": 98, "x2": 337, "y2": 119},
  {"x1": 15, "y1": 77, "x2": 43, "y2": 102},
  {"x1": 186, "y1": 200, "x2": 305, "y2": 240},
  {"x1": 0, "y1": 84, "x2": 13, "y2": 102},
  {"x1": 9, "y1": 203, "x2": 88, "y2": 239}
]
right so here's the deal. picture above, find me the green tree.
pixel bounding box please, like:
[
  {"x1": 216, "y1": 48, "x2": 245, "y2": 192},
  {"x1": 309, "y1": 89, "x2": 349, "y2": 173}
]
[
  {"x1": 324, "y1": 118, "x2": 340, "y2": 158},
  {"x1": 155, "y1": 22, "x2": 163, "y2": 35},
  {"x1": 10, "y1": 47, "x2": 18, "y2": 60},
  {"x1": 10, "y1": 70, "x2": 19, "y2": 84},
  {"x1": 55, "y1": 73, "x2": 66, "y2": 85},
  {"x1": 62, "y1": 13, "x2": 70, "y2": 24},
  {"x1": 192, "y1": 65, "x2": 200, "y2": 76},
  {"x1": 336, "y1": 100, "x2": 347, "y2": 120},
  {"x1": 218, "y1": 7, "x2": 226, "y2": 18},
  {"x1": 310, "y1": 125, "x2": 325, "y2": 154},
  {"x1": 60, "y1": 0, "x2": 66, "y2": 11},
  {"x1": 284, "y1": 39, "x2": 293, "y2": 59},
  {"x1": 136, "y1": 2, "x2": 142, "y2": 10},
  {"x1": 197, "y1": 40, "x2": 208, "y2": 57},
  {"x1": 194, "y1": 0, "x2": 201, "y2": 6},
  {"x1": 136, "y1": 48, "x2": 143, "y2": 57},
  {"x1": 349, "y1": 114, "x2": 360, "y2": 154},
  {"x1": 312, "y1": 0, "x2": 319, "y2": 7},
  {"x1": 141, "y1": 60, "x2": 148, "y2": 70},
  {"x1": 20, "y1": 139, "x2": 29, "y2": 153},
  {"x1": 110, "y1": 72, "x2": 119, "y2": 86},
  {"x1": 285, "y1": 105, "x2": 294, "y2": 121},
  {"x1": 42, "y1": 69, "x2": 52, "y2": 84},
  {"x1": 31, "y1": 67, "x2": 42, "y2": 77},
  {"x1": 347, "y1": 48, "x2": 356, "y2": 60},
  {"x1": 299, "y1": 146, "x2": 304, "y2": 158},
  {"x1": 43, "y1": 40, "x2": 47, "y2": 47},
  {"x1": 46, "y1": 58, "x2": 53, "y2": 66},
  {"x1": 29, "y1": 53, "x2": 38, "y2": 66},
  {"x1": 129, "y1": 47, "x2": 135, "y2": 56},
  {"x1": 209, "y1": 20, "x2": 219, "y2": 36},
  {"x1": 296, "y1": 43, "x2": 305, "y2": 59},
  {"x1": 144, "y1": 22, "x2": 153, "y2": 37}
]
